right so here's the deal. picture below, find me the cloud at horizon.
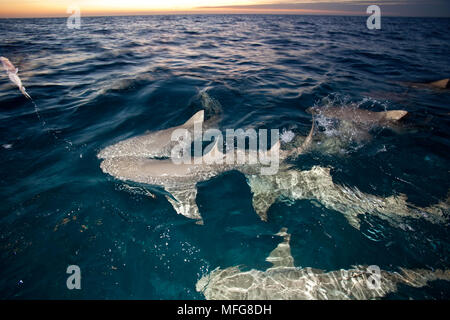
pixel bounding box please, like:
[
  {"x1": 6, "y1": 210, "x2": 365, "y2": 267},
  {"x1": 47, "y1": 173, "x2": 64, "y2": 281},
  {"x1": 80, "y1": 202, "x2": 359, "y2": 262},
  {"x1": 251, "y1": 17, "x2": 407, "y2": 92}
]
[{"x1": 0, "y1": 0, "x2": 449, "y2": 18}]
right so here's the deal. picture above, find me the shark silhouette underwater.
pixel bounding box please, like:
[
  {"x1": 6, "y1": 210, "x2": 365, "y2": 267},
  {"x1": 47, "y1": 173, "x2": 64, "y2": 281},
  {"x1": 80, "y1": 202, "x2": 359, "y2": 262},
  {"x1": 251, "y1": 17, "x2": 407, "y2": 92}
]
[
  {"x1": 405, "y1": 78, "x2": 450, "y2": 90},
  {"x1": 196, "y1": 228, "x2": 450, "y2": 300},
  {"x1": 98, "y1": 106, "x2": 448, "y2": 229}
]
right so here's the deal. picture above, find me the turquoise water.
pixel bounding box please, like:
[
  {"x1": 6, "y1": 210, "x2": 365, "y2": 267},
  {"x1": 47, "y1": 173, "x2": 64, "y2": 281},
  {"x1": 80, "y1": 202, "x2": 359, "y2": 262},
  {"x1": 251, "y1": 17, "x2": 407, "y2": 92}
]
[{"x1": 0, "y1": 15, "x2": 449, "y2": 299}]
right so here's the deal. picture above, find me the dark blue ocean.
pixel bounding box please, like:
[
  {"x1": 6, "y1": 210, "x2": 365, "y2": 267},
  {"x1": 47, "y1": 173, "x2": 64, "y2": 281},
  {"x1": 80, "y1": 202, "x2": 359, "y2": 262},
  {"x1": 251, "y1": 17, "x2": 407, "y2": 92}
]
[{"x1": 0, "y1": 15, "x2": 449, "y2": 299}]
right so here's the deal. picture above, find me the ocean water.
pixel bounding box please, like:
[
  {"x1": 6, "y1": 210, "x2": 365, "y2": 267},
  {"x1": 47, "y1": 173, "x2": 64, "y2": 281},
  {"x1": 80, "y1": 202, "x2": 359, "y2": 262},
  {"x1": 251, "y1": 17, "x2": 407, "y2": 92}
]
[{"x1": 0, "y1": 15, "x2": 449, "y2": 299}]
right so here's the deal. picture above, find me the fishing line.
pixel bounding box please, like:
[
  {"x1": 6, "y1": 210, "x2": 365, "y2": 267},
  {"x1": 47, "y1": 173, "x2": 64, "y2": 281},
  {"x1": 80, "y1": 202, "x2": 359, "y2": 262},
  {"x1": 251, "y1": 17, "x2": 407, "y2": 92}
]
[{"x1": 28, "y1": 95, "x2": 74, "y2": 150}]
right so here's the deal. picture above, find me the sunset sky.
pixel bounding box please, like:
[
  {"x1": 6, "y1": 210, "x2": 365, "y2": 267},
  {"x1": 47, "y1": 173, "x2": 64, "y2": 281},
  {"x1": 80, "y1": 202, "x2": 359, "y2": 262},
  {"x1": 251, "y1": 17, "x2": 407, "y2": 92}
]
[{"x1": 1, "y1": 0, "x2": 449, "y2": 18}]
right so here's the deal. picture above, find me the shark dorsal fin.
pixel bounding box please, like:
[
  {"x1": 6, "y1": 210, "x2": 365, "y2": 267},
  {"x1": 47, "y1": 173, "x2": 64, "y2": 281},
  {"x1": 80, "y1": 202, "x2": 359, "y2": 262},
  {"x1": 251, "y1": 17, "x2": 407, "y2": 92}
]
[
  {"x1": 384, "y1": 110, "x2": 408, "y2": 121},
  {"x1": 265, "y1": 228, "x2": 295, "y2": 269},
  {"x1": 183, "y1": 110, "x2": 204, "y2": 127},
  {"x1": 429, "y1": 78, "x2": 449, "y2": 89}
]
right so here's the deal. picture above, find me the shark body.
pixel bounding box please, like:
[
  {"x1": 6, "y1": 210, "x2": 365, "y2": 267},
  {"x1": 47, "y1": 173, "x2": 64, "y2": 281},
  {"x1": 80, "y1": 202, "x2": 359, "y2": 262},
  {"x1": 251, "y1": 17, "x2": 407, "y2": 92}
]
[
  {"x1": 196, "y1": 228, "x2": 450, "y2": 300},
  {"x1": 303, "y1": 105, "x2": 408, "y2": 154},
  {"x1": 100, "y1": 133, "x2": 282, "y2": 223},
  {"x1": 246, "y1": 166, "x2": 449, "y2": 229},
  {"x1": 99, "y1": 109, "x2": 296, "y2": 223}
]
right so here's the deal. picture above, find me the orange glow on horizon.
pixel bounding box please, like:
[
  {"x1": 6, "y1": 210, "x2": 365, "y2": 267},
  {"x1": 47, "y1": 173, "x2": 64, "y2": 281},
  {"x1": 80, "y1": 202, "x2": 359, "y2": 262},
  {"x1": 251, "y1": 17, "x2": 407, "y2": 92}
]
[{"x1": 0, "y1": 0, "x2": 361, "y2": 18}]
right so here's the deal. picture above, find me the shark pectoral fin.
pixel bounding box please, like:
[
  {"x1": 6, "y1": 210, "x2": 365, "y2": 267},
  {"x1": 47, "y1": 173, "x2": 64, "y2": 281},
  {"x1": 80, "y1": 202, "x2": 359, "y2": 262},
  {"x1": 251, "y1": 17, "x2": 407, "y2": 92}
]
[
  {"x1": 343, "y1": 214, "x2": 362, "y2": 230},
  {"x1": 165, "y1": 185, "x2": 203, "y2": 223},
  {"x1": 183, "y1": 110, "x2": 204, "y2": 127},
  {"x1": 246, "y1": 174, "x2": 279, "y2": 221},
  {"x1": 251, "y1": 190, "x2": 279, "y2": 221}
]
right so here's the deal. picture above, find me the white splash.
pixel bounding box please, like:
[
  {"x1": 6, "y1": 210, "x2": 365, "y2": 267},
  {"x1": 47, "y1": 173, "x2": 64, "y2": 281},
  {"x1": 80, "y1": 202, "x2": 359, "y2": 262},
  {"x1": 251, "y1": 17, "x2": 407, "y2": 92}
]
[{"x1": 280, "y1": 129, "x2": 295, "y2": 144}]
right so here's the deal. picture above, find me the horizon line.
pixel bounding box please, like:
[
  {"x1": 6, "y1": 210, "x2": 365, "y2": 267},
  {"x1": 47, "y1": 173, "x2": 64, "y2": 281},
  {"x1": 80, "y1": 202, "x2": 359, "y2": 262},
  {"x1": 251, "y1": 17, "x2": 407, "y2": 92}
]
[{"x1": 1, "y1": 12, "x2": 449, "y2": 19}]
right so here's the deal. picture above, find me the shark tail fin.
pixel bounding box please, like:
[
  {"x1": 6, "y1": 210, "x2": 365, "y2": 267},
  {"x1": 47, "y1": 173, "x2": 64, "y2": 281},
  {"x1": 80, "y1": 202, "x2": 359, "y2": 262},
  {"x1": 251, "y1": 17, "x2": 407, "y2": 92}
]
[
  {"x1": 183, "y1": 110, "x2": 204, "y2": 127},
  {"x1": 384, "y1": 110, "x2": 408, "y2": 121}
]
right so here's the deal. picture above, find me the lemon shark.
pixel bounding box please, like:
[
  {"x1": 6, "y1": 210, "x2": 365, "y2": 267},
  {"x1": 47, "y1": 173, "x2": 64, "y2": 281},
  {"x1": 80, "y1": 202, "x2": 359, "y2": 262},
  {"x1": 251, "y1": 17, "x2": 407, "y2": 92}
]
[
  {"x1": 246, "y1": 166, "x2": 449, "y2": 229},
  {"x1": 99, "y1": 132, "x2": 285, "y2": 224},
  {"x1": 196, "y1": 228, "x2": 450, "y2": 300},
  {"x1": 0, "y1": 56, "x2": 31, "y2": 99},
  {"x1": 99, "y1": 110, "x2": 314, "y2": 224},
  {"x1": 302, "y1": 105, "x2": 409, "y2": 155}
]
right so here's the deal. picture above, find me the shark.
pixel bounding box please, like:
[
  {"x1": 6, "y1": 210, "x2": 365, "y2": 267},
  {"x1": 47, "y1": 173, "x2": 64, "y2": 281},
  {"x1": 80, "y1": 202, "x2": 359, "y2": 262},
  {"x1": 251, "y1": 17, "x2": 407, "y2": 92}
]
[
  {"x1": 196, "y1": 228, "x2": 450, "y2": 300},
  {"x1": 412, "y1": 78, "x2": 450, "y2": 90},
  {"x1": 246, "y1": 165, "x2": 449, "y2": 229},
  {"x1": 401, "y1": 78, "x2": 450, "y2": 91},
  {"x1": 302, "y1": 105, "x2": 409, "y2": 155},
  {"x1": 99, "y1": 109, "x2": 314, "y2": 224},
  {"x1": 99, "y1": 131, "x2": 285, "y2": 224},
  {"x1": 0, "y1": 56, "x2": 31, "y2": 99}
]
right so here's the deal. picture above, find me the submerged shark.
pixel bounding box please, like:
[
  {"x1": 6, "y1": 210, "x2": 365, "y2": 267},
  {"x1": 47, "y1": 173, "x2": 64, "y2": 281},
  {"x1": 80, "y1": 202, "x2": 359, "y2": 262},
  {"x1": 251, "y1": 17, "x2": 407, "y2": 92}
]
[
  {"x1": 426, "y1": 78, "x2": 449, "y2": 89},
  {"x1": 196, "y1": 228, "x2": 450, "y2": 300},
  {"x1": 408, "y1": 78, "x2": 450, "y2": 90},
  {"x1": 303, "y1": 105, "x2": 409, "y2": 154},
  {"x1": 0, "y1": 56, "x2": 31, "y2": 99},
  {"x1": 246, "y1": 165, "x2": 449, "y2": 229}
]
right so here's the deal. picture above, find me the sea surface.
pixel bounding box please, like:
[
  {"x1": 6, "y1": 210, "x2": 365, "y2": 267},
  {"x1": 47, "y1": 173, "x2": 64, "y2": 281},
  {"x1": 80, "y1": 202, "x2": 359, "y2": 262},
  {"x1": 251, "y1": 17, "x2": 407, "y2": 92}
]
[{"x1": 0, "y1": 15, "x2": 449, "y2": 299}]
